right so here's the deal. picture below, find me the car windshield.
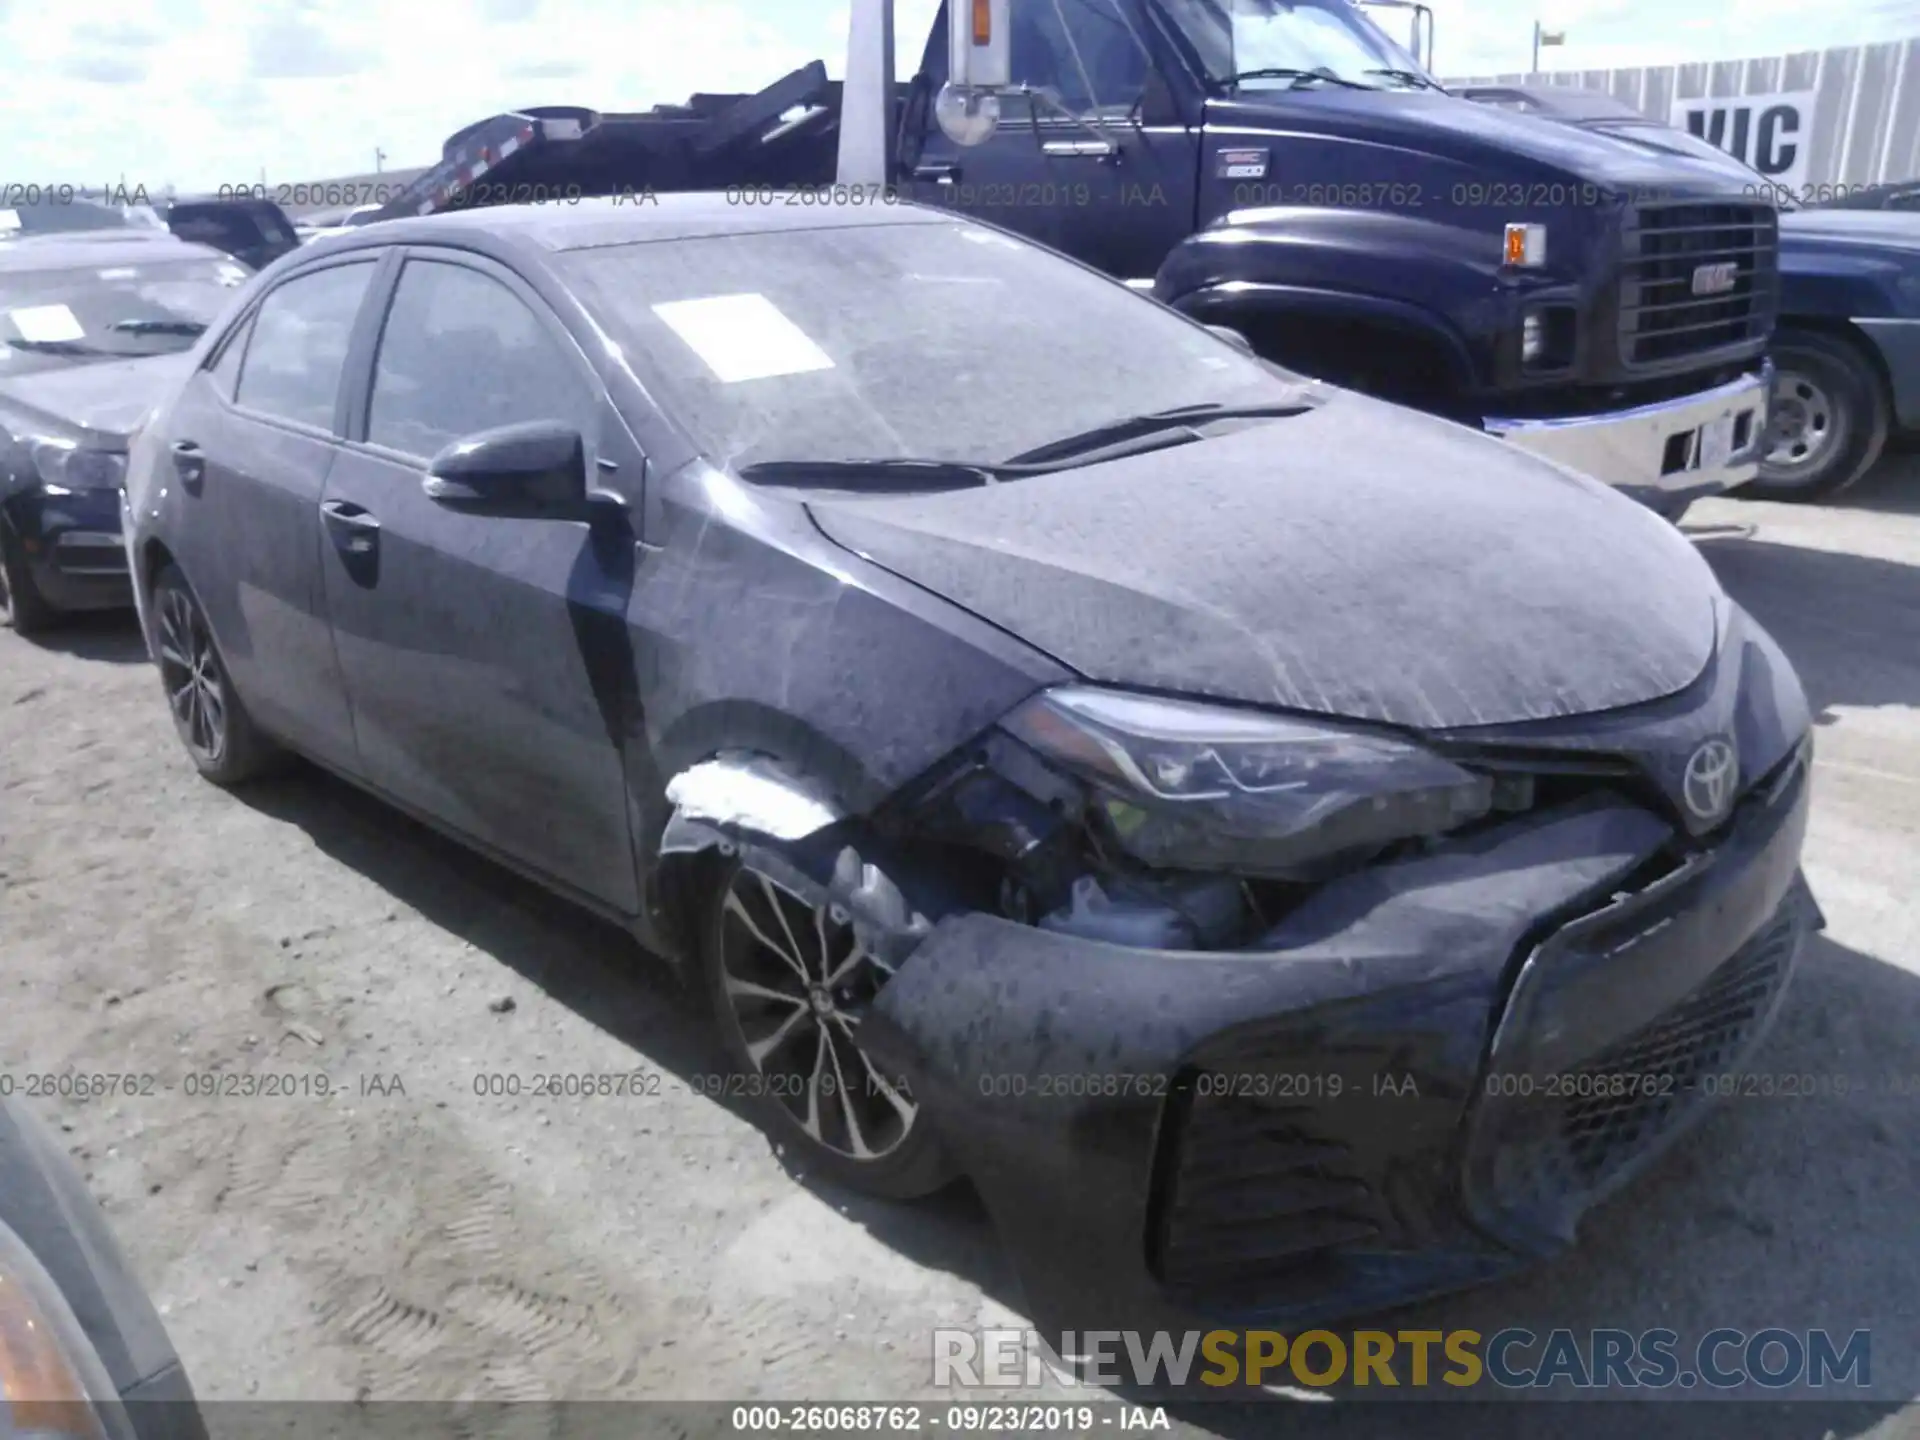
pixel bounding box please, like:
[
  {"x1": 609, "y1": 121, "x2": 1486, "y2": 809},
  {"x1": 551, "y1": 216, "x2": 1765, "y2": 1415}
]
[
  {"x1": 555, "y1": 220, "x2": 1298, "y2": 476},
  {"x1": 0, "y1": 255, "x2": 247, "y2": 376},
  {"x1": 1156, "y1": 0, "x2": 1435, "y2": 90}
]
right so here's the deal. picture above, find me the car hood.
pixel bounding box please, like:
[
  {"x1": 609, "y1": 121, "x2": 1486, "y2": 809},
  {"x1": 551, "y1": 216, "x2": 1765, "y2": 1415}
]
[
  {"x1": 1214, "y1": 91, "x2": 1756, "y2": 196},
  {"x1": 807, "y1": 392, "x2": 1723, "y2": 730},
  {"x1": 1781, "y1": 207, "x2": 1920, "y2": 254},
  {"x1": 0, "y1": 351, "x2": 194, "y2": 446}
]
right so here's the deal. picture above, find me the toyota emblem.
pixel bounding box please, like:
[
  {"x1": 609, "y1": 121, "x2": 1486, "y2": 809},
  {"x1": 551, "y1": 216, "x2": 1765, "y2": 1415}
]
[{"x1": 1682, "y1": 738, "x2": 1739, "y2": 824}]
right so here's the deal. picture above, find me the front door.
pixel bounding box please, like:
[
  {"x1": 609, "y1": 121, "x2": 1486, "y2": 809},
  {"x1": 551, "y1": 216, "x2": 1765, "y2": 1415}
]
[
  {"x1": 317, "y1": 251, "x2": 641, "y2": 912},
  {"x1": 906, "y1": 0, "x2": 1200, "y2": 284}
]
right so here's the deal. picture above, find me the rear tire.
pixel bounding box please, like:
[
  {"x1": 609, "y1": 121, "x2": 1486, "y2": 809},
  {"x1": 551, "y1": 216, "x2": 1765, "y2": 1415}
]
[
  {"x1": 700, "y1": 857, "x2": 957, "y2": 1200},
  {"x1": 0, "y1": 519, "x2": 59, "y2": 635},
  {"x1": 1744, "y1": 330, "x2": 1889, "y2": 502},
  {"x1": 150, "y1": 563, "x2": 284, "y2": 786}
]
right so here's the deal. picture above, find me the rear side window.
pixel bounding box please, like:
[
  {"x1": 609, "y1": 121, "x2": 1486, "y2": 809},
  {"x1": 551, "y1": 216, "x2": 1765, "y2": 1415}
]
[
  {"x1": 366, "y1": 259, "x2": 595, "y2": 459},
  {"x1": 235, "y1": 262, "x2": 375, "y2": 429}
]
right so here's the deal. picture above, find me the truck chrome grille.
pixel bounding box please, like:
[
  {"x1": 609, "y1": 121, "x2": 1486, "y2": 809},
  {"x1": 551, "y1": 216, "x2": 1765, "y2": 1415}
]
[
  {"x1": 1619, "y1": 203, "x2": 1778, "y2": 367},
  {"x1": 1149, "y1": 1089, "x2": 1382, "y2": 1295}
]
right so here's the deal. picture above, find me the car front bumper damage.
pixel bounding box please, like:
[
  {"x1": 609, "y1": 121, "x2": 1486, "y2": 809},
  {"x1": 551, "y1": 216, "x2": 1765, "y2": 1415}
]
[{"x1": 854, "y1": 745, "x2": 1816, "y2": 1340}]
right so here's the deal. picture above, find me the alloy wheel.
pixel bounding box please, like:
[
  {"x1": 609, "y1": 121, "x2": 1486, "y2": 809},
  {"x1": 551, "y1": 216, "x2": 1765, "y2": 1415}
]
[
  {"x1": 156, "y1": 585, "x2": 228, "y2": 765},
  {"x1": 1763, "y1": 367, "x2": 1842, "y2": 482},
  {"x1": 717, "y1": 867, "x2": 918, "y2": 1161}
]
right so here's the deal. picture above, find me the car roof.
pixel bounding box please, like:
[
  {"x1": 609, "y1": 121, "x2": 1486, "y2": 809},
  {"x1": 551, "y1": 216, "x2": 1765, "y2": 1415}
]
[
  {"x1": 298, "y1": 191, "x2": 955, "y2": 263},
  {"x1": 0, "y1": 231, "x2": 228, "y2": 273}
]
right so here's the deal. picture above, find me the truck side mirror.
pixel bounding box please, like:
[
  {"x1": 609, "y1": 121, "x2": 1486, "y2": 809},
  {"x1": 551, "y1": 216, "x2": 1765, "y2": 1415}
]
[{"x1": 937, "y1": 0, "x2": 1012, "y2": 146}]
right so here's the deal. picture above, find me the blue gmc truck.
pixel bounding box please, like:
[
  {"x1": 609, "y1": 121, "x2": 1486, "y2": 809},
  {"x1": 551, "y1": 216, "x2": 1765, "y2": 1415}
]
[
  {"x1": 1462, "y1": 81, "x2": 1920, "y2": 502},
  {"x1": 362, "y1": 2, "x2": 1781, "y2": 515}
]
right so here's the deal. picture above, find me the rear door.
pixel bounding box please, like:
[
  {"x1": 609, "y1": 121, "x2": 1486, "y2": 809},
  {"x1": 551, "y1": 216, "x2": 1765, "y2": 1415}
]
[
  {"x1": 159, "y1": 257, "x2": 379, "y2": 767},
  {"x1": 905, "y1": 0, "x2": 1200, "y2": 284},
  {"x1": 317, "y1": 249, "x2": 641, "y2": 910}
]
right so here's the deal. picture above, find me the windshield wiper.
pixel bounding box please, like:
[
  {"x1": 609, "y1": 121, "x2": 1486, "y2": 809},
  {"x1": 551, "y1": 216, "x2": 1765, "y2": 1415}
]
[
  {"x1": 108, "y1": 318, "x2": 208, "y2": 336},
  {"x1": 1364, "y1": 68, "x2": 1440, "y2": 90},
  {"x1": 1218, "y1": 66, "x2": 1373, "y2": 91},
  {"x1": 737, "y1": 458, "x2": 1003, "y2": 492},
  {"x1": 4, "y1": 338, "x2": 117, "y2": 357},
  {"x1": 1003, "y1": 400, "x2": 1315, "y2": 466}
]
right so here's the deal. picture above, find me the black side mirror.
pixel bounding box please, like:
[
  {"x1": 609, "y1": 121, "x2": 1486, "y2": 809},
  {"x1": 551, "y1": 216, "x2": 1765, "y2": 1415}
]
[
  {"x1": 423, "y1": 421, "x2": 589, "y2": 520},
  {"x1": 1206, "y1": 324, "x2": 1256, "y2": 356}
]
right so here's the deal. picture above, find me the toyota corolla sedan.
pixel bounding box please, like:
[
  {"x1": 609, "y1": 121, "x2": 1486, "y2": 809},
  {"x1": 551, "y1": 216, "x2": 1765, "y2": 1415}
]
[
  {"x1": 0, "y1": 231, "x2": 252, "y2": 632},
  {"x1": 123, "y1": 195, "x2": 1819, "y2": 1340}
]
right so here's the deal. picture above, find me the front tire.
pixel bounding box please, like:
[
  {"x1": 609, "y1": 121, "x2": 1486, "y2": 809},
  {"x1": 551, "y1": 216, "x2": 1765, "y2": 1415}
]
[
  {"x1": 0, "y1": 518, "x2": 59, "y2": 635},
  {"x1": 701, "y1": 858, "x2": 957, "y2": 1200},
  {"x1": 1745, "y1": 330, "x2": 1890, "y2": 502},
  {"x1": 150, "y1": 564, "x2": 283, "y2": 785}
]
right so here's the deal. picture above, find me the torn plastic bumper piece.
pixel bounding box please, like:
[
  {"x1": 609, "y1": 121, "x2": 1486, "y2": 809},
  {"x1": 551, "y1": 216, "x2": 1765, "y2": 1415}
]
[
  {"x1": 660, "y1": 752, "x2": 846, "y2": 855},
  {"x1": 856, "y1": 763, "x2": 1814, "y2": 1341}
]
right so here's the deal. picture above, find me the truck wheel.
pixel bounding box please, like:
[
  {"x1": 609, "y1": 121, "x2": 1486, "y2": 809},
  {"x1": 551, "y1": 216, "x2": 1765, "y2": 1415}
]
[
  {"x1": 0, "y1": 518, "x2": 59, "y2": 635},
  {"x1": 151, "y1": 563, "x2": 285, "y2": 785},
  {"x1": 1745, "y1": 331, "x2": 1889, "y2": 502},
  {"x1": 700, "y1": 858, "x2": 957, "y2": 1200}
]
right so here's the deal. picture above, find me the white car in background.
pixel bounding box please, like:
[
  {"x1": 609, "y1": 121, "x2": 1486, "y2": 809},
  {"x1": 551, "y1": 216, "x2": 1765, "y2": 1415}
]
[{"x1": 297, "y1": 203, "x2": 385, "y2": 243}]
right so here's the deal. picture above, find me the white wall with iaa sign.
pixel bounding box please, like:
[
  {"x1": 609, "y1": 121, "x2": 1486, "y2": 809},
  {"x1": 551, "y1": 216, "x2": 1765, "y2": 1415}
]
[{"x1": 1450, "y1": 37, "x2": 1920, "y2": 199}]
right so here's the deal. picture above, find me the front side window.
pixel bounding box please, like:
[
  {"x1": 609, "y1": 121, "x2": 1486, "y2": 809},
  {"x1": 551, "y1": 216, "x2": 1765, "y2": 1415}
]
[
  {"x1": 366, "y1": 260, "x2": 596, "y2": 459},
  {"x1": 1004, "y1": 0, "x2": 1156, "y2": 118},
  {"x1": 235, "y1": 262, "x2": 375, "y2": 429}
]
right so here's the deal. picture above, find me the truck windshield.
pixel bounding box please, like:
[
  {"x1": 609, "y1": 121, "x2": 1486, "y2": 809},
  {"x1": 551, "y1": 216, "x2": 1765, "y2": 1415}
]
[
  {"x1": 1157, "y1": 0, "x2": 1434, "y2": 91},
  {"x1": 0, "y1": 256, "x2": 246, "y2": 376},
  {"x1": 556, "y1": 220, "x2": 1298, "y2": 477}
]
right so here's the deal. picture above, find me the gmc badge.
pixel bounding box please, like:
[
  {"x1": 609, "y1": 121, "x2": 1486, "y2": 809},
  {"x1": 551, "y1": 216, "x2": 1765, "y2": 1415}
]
[{"x1": 1216, "y1": 147, "x2": 1270, "y2": 180}]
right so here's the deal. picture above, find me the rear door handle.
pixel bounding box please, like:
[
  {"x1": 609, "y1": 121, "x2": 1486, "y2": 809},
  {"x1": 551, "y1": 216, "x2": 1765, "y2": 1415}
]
[
  {"x1": 912, "y1": 162, "x2": 960, "y2": 184},
  {"x1": 170, "y1": 440, "x2": 205, "y2": 488},
  {"x1": 320, "y1": 499, "x2": 380, "y2": 556}
]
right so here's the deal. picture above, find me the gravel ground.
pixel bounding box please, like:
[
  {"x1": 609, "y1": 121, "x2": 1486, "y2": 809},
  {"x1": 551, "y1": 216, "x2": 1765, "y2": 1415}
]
[{"x1": 2, "y1": 458, "x2": 1918, "y2": 1434}]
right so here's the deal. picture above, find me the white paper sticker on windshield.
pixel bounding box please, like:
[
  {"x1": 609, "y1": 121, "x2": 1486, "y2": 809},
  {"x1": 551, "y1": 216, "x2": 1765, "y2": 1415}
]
[
  {"x1": 216, "y1": 263, "x2": 248, "y2": 287},
  {"x1": 651, "y1": 293, "x2": 834, "y2": 383},
  {"x1": 0, "y1": 209, "x2": 19, "y2": 233},
  {"x1": 9, "y1": 304, "x2": 85, "y2": 342}
]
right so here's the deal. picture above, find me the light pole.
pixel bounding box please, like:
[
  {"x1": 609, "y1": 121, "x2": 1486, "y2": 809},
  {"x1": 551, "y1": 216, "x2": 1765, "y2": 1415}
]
[{"x1": 1531, "y1": 19, "x2": 1566, "y2": 74}]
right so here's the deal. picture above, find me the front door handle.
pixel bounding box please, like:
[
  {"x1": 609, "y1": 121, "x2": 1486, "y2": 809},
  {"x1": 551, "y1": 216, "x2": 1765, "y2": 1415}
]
[
  {"x1": 912, "y1": 162, "x2": 960, "y2": 184},
  {"x1": 320, "y1": 499, "x2": 380, "y2": 556},
  {"x1": 170, "y1": 440, "x2": 205, "y2": 488}
]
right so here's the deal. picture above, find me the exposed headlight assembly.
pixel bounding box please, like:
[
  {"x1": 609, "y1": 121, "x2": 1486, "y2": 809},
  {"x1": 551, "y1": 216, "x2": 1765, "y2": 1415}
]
[
  {"x1": 32, "y1": 440, "x2": 126, "y2": 494},
  {"x1": 0, "y1": 1216, "x2": 124, "y2": 1439},
  {"x1": 1002, "y1": 686, "x2": 1495, "y2": 876}
]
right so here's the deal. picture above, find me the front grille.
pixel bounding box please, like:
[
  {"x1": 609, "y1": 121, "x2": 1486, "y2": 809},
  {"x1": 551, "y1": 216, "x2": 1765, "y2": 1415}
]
[
  {"x1": 1485, "y1": 896, "x2": 1801, "y2": 1214},
  {"x1": 1149, "y1": 1088, "x2": 1382, "y2": 1295},
  {"x1": 1619, "y1": 203, "x2": 1778, "y2": 367},
  {"x1": 52, "y1": 533, "x2": 129, "y2": 576}
]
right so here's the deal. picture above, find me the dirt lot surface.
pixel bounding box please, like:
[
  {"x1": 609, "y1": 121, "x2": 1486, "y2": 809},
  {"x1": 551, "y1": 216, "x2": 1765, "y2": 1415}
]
[{"x1": 3, "y1": 458, "x2": 1919, "y2": 1435}]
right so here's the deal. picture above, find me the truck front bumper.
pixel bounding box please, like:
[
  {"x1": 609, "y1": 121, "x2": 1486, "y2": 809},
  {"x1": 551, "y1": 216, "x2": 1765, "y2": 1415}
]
[{"x1": 1484, "y1": 366, "x2": 1771, "y2": 515}]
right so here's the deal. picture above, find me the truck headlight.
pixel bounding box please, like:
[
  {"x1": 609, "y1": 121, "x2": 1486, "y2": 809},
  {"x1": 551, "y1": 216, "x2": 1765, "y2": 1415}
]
[
  {"x1": 1520, "y1": 304, "x2": 1576, "y2": 370},
  {"x1": 1001, "y1": 686, "x2": 1494, "y2": 876},
  {"x1": 0, "y1": 1217, "x2": 121, "y2": 1439},
  {"x1": 1503, "y1": 222, "x2": 1547, "y2": 268},
  {"x1": 31, "y1": 441, "x2": 126, "y2": 495}
]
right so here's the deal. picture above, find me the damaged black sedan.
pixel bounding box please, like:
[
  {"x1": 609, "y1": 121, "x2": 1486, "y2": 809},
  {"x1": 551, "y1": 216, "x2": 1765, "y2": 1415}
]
[{"x1": 123, "y1": 196, "x2": 1819, "y2": 1337}]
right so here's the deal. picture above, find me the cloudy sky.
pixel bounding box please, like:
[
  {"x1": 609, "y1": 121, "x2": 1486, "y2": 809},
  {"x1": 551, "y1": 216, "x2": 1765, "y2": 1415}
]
[{"x1": 6, "y1": 0, "x2": 1920, "y2": 193}]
